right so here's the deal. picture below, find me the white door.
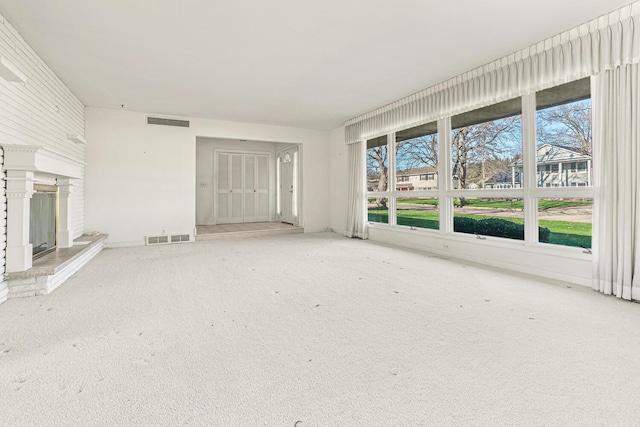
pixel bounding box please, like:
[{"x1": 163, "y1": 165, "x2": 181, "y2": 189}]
[
  {"x1": 217, "y1": 152, "x2": 269, "y2": 224},
  {"x1": 278, "y1": 146, "x2": 298, "y2": 225},
  {"x1": 217, "y1": 153, "x2": 244, "y2": 224},
  {"x1": 243, "y1": 154, "x2": 269, "y2": 223}
]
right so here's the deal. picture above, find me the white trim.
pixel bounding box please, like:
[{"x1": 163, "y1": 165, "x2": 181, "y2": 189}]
[
  {"x1": 0, "y1": 55, "x2": 27, "y2": 83},
  {"x1": 276, "y1": 145, "x2": 301, "y2": 226}
]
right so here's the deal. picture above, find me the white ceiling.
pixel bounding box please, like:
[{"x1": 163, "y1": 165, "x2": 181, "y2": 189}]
[{"x1": 0, "y1": 0, "x2": 631, "y2": 131}]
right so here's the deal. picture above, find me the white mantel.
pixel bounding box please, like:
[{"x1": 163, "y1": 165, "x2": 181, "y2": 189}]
[
  {"x1": 2, "y1": 144, "x2": 84, "y2": 273},
  {"x1": 3, "y1": 144, "x2": 83, "y2": 179}
]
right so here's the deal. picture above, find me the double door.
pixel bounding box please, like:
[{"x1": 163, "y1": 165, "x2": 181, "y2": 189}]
[{"x1": 217, "y1": 152, "x2": 269, "y2": 224}]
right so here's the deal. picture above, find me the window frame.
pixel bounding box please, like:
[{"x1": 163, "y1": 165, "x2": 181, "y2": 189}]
[{"x1": 364, "y1": 77, "x2": 593, "y2": 254}]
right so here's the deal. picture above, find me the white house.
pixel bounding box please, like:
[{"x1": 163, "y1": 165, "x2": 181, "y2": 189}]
[
  {"x1": 396, "y1": 166, "x2": 438, "y2": 191},
  {"x1": 484, "y1": 144, "x2": 592, "y2": 189}
]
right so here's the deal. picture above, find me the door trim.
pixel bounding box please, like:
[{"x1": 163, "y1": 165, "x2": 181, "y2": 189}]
[{"x1": 276, "y1": 145, "x2": 300, "y2": 226}]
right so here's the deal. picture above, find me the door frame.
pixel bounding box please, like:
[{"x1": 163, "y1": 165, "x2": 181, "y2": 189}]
[
  {"x1": 213, "y1": 148, "x2": 273, "y2": 225},
  {"x1": 276, "y1": 145, "x2": 301, "y2": 226}
]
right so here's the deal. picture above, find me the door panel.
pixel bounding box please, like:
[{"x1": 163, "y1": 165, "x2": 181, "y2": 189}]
[
  {"x1": 255, "y1": 155, "x2": 269, "y2": 222},
  {"x1": 244, "y1": 155, "x2": 257, "y2": 222},
  {"x1": 217, "y1": 154, "x2": 230, "y2": 220},
  {"x1": 258, "y1": 156, "x2": 268, "y2": 191}
]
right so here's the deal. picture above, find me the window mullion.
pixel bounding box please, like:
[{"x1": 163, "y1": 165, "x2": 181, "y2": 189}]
[
  {"x1": 388, "y1": 132, "x2": 397, "y2": 226},
  {"x1": 522, "y1": 93, "x2": 538, "y2": 246},
  {"x1": 438, "y1": 117, "x2": 452, "y2": 234}
]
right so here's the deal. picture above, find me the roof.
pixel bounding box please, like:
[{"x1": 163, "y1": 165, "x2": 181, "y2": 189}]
[
  {"x1": 512, "y1": 144, "x2": 591, "y2": 166},
  {"x1": 485, "y1": 170, "x2": 521, "y2": 184},
  {"x1": 397, "y1": 166, "x2": 437, "y2": 176}
]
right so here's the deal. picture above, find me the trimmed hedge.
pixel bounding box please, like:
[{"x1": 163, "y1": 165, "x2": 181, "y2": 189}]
[{"x1": 454, "y1": 216, "x2": 550, "y2": 242}]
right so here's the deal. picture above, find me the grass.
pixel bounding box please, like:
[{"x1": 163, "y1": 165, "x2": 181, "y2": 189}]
[
  {"x1": 368, "y1": 208, "x2": 592, "y2": 248},
  {"x1": 396, "y1": 198, "x2": 591, "y2": 210}
]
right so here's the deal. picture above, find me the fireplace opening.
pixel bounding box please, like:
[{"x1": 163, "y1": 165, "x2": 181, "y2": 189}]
[{"x1": 30, "y1": 184, "x2": 58, "y2": 260}]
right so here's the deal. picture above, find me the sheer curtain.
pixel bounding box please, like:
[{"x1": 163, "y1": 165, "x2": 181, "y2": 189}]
[
  {"x1": 593, "y1": 63, "x2": 640, "y2": 300},
  {"x1": 345, "y1": 141, "x2": 367, "y2": 239}
]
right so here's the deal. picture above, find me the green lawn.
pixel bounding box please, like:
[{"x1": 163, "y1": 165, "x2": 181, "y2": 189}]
[
  {"x1": 369, "y1": 208, "x2": 592, "y2": 248},
  {"x1": 396, "y1": 198, "x2": 591, "y2": 210}
]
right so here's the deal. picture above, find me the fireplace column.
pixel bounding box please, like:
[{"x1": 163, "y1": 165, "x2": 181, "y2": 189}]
[
  {"x1": 57, "y1": 178, "x2": 74, "y2": 248},
  {"x1": 6, "y1": 170, "x2": 34, "y2": 272}
]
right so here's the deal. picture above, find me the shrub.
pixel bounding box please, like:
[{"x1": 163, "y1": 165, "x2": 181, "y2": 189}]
[
  {"x1": 454, "y1": 216, "x2": 551, "y2": 242},
  {"x1": 453, "y1": 216, "x2": 477, "y2": 234},
  {"x1": 538, "y1": 226, "x2": 551, "y2": 243}
]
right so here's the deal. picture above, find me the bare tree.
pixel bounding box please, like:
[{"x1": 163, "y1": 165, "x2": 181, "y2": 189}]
[
  {"x1": 452, "y1": 116, "x2": 521, "y2": 193},
  {"x1": 396, "y1": 134, "x2": 438, "y2": 171},
  {"x1": 537, "y1": 99, "x2": 591, "y2": 155},
  {"x1": 366, "y1": 145, "x2": 388, "y2": 208}
]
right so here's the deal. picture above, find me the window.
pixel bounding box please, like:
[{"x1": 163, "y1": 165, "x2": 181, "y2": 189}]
[
  {"x1": 536, "y1": 78, "x2": 592, "y2": 188},
  {"x1": 368, "y1": 197, "x2": 389, "y2": 224},
  {"x1": 397, "y1": 197, "x2": 439, "y2": 231},
  {"x1": 538, "y1": 198, "x2": 592, "y2": 248},
  {"x1": 396, "y1": 121, "x2": 438, "y2": 191},
  {"x1": 365, "y1": 77, "x2": 593, "y2": 251},
  {"x1": 367, "y1": 135, "x2": 388, "y2": 192},
  {"x1": 367, "y1": 135, "x2": 390, "y2": 223},
  {"x1": 451, "y1": 98, "x2": 522, "y2": 190},
  {"x1": 453, "y1": 198, "x2": 525, "y2": 241}
]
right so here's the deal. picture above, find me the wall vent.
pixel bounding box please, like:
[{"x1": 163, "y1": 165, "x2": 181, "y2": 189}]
[
  {"x1": 146, "y1": 234, "x2": 191, "y2": 245},
  {"x1": 147, "y1": 117, "x2": 190, "y2": 127}
]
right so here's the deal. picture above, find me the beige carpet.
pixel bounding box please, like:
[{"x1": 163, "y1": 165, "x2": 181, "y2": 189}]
[{"x1": 1, "y1": 232, "x2": 639, "y2": 426}]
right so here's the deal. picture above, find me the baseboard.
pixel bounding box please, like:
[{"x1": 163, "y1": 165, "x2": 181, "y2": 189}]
[
  {"x1": 302, "y1": 227, "x2": 330, "y2": 233},
  {"x1": 104, "y1": 240, "x2": 145, "y2": 248}
]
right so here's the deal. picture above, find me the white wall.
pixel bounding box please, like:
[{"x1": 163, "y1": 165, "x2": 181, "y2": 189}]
[
  {"x1": 327, "y1": 124, "x2": 593, "y2": 287},
  {"x1": 196, "y1": 137, "x2": 281, "y2": 225},
  {"x1": 329, "y1": 125, "x2": 347, "y2": 234},
  {"x1": 85, "y1": 108, "x2": 330, "y2": 246},
  {"x1": 0, "y1": 13, "x2": 85, "y2": 303}
]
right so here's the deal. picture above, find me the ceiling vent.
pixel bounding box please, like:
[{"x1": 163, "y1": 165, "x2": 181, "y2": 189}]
[{"x1": 147, "y1": 117, "x2": 190, "y2": 127}]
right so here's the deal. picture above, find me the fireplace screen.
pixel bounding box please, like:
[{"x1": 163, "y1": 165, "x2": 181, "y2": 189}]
[{"x1": 30, "y1": 185, "x2": 58, "y2": 258}]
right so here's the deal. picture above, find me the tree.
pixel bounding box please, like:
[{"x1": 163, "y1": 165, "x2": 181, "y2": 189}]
[
  {"x1": 396, "y1": 134, "x2": 438, "y2": 172},
  {"x1": 367, "y1": 144, "x2": 388, "y2": 208},
  {"x1": 452, "y1": 116, "x2": 521, "y2": 192},
  {"x1": 537, "y1": 99, "x2": 591, "y2": 155}
]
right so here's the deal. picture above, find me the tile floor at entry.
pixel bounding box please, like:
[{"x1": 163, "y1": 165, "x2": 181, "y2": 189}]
[{"x1": 195, "y1": 222, "x2": 303, "y2": 240}]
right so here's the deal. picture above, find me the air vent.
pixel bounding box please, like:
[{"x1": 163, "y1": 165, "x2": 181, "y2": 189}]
[
  {"x1": 146, "y1": 234, "x2": 191, "y2": 245},
  {"x1": 147, "y1": 117, "x2": 190, "y2": 127}
]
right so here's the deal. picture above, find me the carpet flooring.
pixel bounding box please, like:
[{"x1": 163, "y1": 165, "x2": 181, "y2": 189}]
[{"x1": 1, "y1": 232, "x2": 639, "y2": 426}]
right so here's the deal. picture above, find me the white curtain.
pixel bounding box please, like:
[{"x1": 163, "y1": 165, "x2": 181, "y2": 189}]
[
  {"x1": 345, "y1": 1, "x2": 640, "y2": 144},
  {"x1": 345, "y1": 141, "x2": 367, "y2": 239},
  {"x1": 593, "y1": 63, "x2": 640, "y2": 300}
]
